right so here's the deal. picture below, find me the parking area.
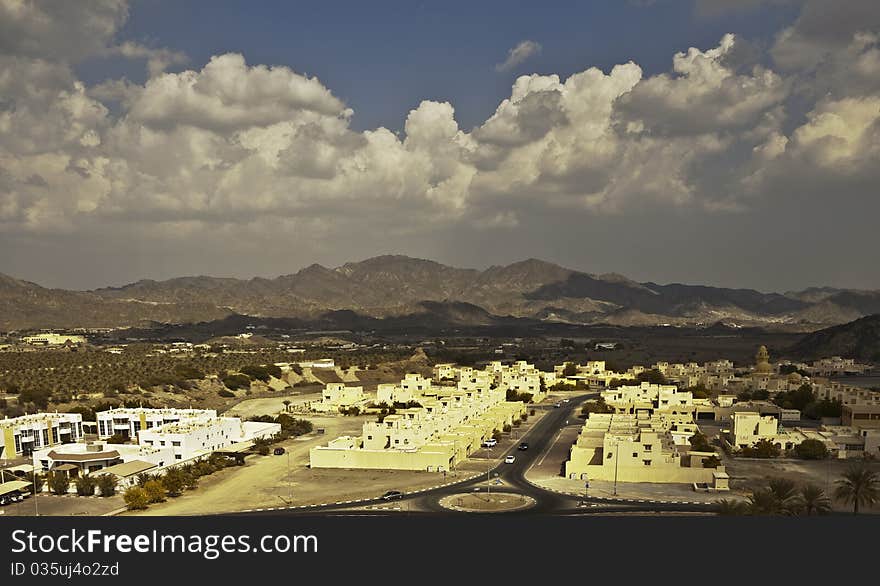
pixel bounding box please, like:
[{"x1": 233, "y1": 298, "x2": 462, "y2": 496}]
[{"x1": 1, "y1": 494, "x2": 125, "y2": 517}]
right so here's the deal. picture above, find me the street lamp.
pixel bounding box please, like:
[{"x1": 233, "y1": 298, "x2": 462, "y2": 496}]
[
  {"x1": 612, "y1": 438, "x2": 620, "y2": 497},
  {"x1": 487, "y1": 446, "x2": 492, "y2": 497}
]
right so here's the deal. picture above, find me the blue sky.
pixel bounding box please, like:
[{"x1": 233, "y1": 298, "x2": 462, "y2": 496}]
[
  {"x1": 80, "y1": 0, "x2": 798, "y2": 132},
  {"x1": 2, "y1": 0, "x2": 879, "y2": 291}
]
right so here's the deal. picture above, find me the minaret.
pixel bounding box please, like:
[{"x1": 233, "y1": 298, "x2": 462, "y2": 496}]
[{"x1": 754, "y1": 345, "x2": 773, "y2": 375}]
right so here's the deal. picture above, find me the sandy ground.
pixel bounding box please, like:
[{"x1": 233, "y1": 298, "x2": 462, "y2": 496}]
[
  {"x1": 130, "y1": 413, "x2": 486, "y2": 515},
  {"x1": 130, "y1": 407, "x2": 547, "y2": 516},
  {"x1": 222, "y1": 391, "x2": 323, "y2": 418}
]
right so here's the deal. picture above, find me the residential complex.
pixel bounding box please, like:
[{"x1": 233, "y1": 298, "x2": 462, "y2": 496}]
[
  {"x1": 29, "y1": 408, "x2": 280, "y2": 489},
  {"x1": 565, "y1": 413, "x2": 727, "y2": 488},
  {"x1": 1, "y1": 413, "x2": 84, "y2": 459},
  {"x1": 311, "y1": 371, "x2": 527, "y2": 472}
]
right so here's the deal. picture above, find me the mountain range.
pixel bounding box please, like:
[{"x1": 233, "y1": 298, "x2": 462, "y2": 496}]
[{"x1": 3, "y1": 255, "x2": 880, "y2": 331}]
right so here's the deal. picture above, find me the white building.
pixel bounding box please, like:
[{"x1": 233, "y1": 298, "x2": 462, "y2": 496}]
[
  {"x1": 138, "y1": 417, "x2": 279, "y2": 463},
  {"x1": 1, "y1": 413, "x2": 84, "y2": 458},
  {"x1": 312, "y1": 383, "x2": 369, "y2": 413},
  {"x1": 21, "y1": 333, "x2": 86, "y2": 346},
  {"x1": 96, "y1": 408, "x2": 217, "y2": 441}
]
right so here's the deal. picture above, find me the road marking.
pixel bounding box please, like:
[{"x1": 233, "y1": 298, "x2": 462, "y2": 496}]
[{"x1": 537, "y1": 428, "x2": 565, "y2": 467}]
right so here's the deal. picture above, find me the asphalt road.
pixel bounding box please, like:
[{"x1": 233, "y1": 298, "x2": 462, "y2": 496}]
[{"x1": 231, "y1": 394, "x2": 720, "y2": 517}]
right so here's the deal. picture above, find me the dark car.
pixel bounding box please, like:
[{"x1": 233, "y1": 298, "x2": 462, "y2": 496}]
[
  {"x1": 273, "y1": 447, "x2": 286, "y2": 455},
  {"x1": 381, "y1": 490, "x2": 403, "y2": 501},
  {"x1": 518, "y1": 442, "x2": 529, "y2": 451}
]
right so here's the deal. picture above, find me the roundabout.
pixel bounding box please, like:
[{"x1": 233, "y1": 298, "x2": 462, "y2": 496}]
[{"x1": 439, "y1": 491, "x2": 536, "y2": 513}]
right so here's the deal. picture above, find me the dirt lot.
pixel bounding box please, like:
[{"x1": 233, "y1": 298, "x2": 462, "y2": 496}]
[{"x1": 725, "y1": 457, "x2": 880, "y2": 512}]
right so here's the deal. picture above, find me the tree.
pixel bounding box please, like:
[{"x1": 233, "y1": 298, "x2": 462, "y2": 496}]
[
  {"x1": 562, "y1": 363, "x2": 578, "y2": 377},
  {"x1": 106, "y1": 433, "x2": 129, "y2": 444},
  {"x1": 689, "y1": 431, "x2": 712, "y2": 452},
  {"x1": 282, "y1": 399, "x2": 291, "y2": 412},
  {"x1": 834, "y1": 464, "x2": 880, "y2": 515},
  {"x1": 773, "y1": 383, "x2": 815, "y2": 412},
  {"x1": 143, "y1": 479, "x2": 167, "y2": 503},
  {"x1": 252, "y1": 437, "x2": 271, "y2": 456},
  {"x1": 24, "y1": 471, "x2": 44, "y2": 493},
  {"x1": 742, "y1": 439, "x2": 780, "y2": 458},
  {"x1": 800, "y1": 484, "x2": 831, "y2": 515},
  {"x1": 161, "y1": 468, "x2": 187, "y2": 497},
  {"x1": 580, "y1": 397, "x2": 612, "y2": 417},
  {"x1": 716, "y1": 499, "x2": 749, "y2": 515},
  {"x1": 75, "y1": 475, "x2": 97, "y2": 496},
  {"x1": 96, "y1": 474, "x2": 118, "y2": 497},
  {"x1": 48, "y1": 471, "x2": 71, "y2": 495},
  {"x1": 636, "y1": 369, "x2": 667, "y2": 385},
  {"x1": 505, "y1": 389, "x2": 533, "y2": 403},
  {"x1": 702, "y1": 455, "x2": 722, "y2": 469},
  {"x1": 123, "y1": 486, "x2": 150, "y2": 510},
  {"x1": 748, "y1": 478, "x2": 802, "y2": 515},
  {"x1": 793, "y1": 439, "x2": 829, "y2": 460}
]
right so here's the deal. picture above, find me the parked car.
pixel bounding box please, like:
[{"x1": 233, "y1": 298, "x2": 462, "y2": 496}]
[
  {"x1": 381, "y1": 490, "x2": 404, "y2": 501},
  {"x1": 518, "y1": 442, "x2": 529, "y2": 451},
  {"x1": 554, "y1": 403, "x2": 561, "y2": 408},
  {"x1": 504, "y1": 455, "x2": 516, "y2": 464},
  {"x1": 482, "y1": 438, "x2": 498, "y2": 448},
  {"x1": 273, "y1": 447, "x2": 286, "y2": 455}
]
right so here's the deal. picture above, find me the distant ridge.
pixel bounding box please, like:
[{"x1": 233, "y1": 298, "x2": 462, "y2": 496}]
[{"x1": 2, "y1": 256, "x2": 879, "y2": 331}]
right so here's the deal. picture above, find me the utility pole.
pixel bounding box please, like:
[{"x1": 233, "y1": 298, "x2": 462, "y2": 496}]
[
  {"x1": 33, "y1": 470, "x2": 39, "y2": 516},
  {"x1": 286, "y1": 451, "x2": 291, "y2": 504}
]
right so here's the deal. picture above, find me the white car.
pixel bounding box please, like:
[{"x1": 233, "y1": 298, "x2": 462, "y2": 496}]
[
  {"x1": 504, "y1": 455, "x2": 516, "y2": 464},
  {"x1": 482, "y1": 438, "x2": 498, "y2": 448}
]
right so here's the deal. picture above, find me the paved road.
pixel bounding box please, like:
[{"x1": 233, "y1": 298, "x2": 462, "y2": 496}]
[{"x1": 232, "y1": 393, "x2": 719, "y2": 516}]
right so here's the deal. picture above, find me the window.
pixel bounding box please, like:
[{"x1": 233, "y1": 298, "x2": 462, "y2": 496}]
[
  {"x1": 643, "y1": 460, "x2": 651, "y2": 466},
  {"x1": 175, "y1": 455, "x2": 182, "y2": 460},
  {"x1": 606, "y1": 452, "x2": 613, "y2": 459},
  {"x1": 172, "y1": 441, "x2": 181, "y2": 447},
  {"x1": 632, "y1": 452, "x2": 638, "y2": 458},
  {"x1": 643, "y1": 445, "x2": 652, "y2": 451}
]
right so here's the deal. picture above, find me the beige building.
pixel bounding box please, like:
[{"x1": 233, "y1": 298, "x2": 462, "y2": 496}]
[
  {"x1": 564, "y1": 413, "x2": 725, "y2": 487},
  {"x1": 310, "y1": 379, "x2": 526, "y2": 472},
  {"x1": 312, "y1": 383, "x2": 369, "y2": 413},
  {"x1": 729, "y1": 411, "x2": 779, "y2": 448}
]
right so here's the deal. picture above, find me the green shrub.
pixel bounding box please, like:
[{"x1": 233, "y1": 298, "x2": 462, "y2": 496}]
[
  {"x1": 123, "y1": 487, "x2": 149, "y2": 510},
  {"x1": 96, "y1": 474, "x2": 118, "y2": 497},
  {"x1": 75, "y1": 475, "x2": 97, "y2": 496}
]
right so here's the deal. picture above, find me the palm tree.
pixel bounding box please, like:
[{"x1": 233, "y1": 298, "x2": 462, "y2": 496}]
[
  {"x1": 748, "y1": 478, "x2": 803, "y2": 515},
  {"x1": 768, "y1": 477, "x2": 803, "y2": 515},
  {"x1": 800, "y1": 483, "x2": 831, "y2": 515},
  {"x1": 834, "y1": 464, "x2": 880, "y2": 515},
  {"x1": 716, "y1": 499, "x2": 750, "y2": 515}
]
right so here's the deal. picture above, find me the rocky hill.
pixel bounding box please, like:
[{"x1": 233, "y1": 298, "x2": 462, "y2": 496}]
[
  {"x1": 787, "y1": 314, "x2": 880, "y2": 361},
  {"x1": 2, "y1": 255, "x2": 879, "y2": 331}
]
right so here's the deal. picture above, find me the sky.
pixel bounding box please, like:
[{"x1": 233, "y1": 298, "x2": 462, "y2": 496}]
[{"x1": 1, "y1": 0, "x2": 879, "y2": 292}]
